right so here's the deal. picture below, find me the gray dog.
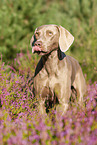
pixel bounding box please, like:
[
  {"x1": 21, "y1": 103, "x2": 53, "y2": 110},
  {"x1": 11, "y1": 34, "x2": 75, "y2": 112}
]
[{"x1": 30, "y1": 24, "x2": 86, "y2": 114}]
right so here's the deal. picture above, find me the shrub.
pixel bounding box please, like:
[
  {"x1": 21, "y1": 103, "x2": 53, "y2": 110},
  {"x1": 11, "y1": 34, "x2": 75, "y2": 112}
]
[{"x1": 0, "y1": 55, "x2": 97, "y2": 145}]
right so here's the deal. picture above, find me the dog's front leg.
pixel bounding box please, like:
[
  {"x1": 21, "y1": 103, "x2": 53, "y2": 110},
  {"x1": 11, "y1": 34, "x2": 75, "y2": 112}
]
[
  {"x1": 38, "y1": 98, "x2": 46, "y2": 114},
  {"x1": 56, "y1": 93, "x2": 70, "y2": 115},
  {"x1": 55, "y1": 81, "x2": 71, "y2": 115}
]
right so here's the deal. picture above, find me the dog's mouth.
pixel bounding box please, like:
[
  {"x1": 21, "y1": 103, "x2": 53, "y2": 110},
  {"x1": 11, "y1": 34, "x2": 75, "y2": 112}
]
[{"x1": 32, "y1": 46, "x2": 47, "y2": 55}]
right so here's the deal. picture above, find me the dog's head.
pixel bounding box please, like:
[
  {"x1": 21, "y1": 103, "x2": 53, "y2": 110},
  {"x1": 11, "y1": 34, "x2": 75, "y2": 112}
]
[{"x1": 30, "y1": 25, "x2": 74, "y2": 55}]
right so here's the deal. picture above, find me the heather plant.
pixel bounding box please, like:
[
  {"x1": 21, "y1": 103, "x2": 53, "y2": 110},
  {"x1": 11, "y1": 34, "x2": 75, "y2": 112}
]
[{"x1": 0, "y1": 55, "x2": 97, "y2": 145}]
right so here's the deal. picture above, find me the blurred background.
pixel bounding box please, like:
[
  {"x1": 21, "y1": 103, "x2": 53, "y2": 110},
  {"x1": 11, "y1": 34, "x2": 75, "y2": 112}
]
[{"x1": 0, "y1": 0, "x2": 97, "y2": 82}]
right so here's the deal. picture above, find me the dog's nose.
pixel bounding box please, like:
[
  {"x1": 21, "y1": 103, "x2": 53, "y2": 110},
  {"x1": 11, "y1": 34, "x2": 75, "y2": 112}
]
[{"x1": 34, "y1": 41, "x2": 42, "y2": 47}]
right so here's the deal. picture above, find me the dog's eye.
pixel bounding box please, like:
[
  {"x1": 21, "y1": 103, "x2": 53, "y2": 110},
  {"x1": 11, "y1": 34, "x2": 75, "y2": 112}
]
[
  {"x1": 49, "y1": 31, "x2": 53, "y2": 36},
  {"x1": 35, "y1": 32, "x2": 40, "y2": 38},
  {"x1": 46, "y1": 30, "x2": 53, "y2": 37}
]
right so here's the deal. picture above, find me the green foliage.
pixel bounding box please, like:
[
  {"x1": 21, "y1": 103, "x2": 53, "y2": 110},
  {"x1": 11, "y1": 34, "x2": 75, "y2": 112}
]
[{"x1": 0, "y1": 0, "x2": 97, "y2": 82}]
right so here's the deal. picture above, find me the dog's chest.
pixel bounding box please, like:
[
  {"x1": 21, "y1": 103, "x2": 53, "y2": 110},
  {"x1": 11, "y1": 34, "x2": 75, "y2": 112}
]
[{"x1": 33, "y1": 65, "x2": 61, "y2": 95}]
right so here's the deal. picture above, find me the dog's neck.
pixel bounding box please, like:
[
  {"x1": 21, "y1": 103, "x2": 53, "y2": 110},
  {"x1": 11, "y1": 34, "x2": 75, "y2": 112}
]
[
  {"x1": 42, "y1": 49, "x2": 66, "y2": 75},
  {"x1": 42, "y1": 49, "x2": 66, "y2": 62}
]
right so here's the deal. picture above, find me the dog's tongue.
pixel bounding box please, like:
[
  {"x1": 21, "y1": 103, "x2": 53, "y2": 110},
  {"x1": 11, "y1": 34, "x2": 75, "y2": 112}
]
[{"x1": 32, "y1": 46, "x2": 41, "y2": 53}]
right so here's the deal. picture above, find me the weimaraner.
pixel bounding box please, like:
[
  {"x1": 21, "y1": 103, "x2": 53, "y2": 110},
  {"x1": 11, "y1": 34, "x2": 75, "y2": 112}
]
[{"x1": 30, "y1": 24, "x2": 86, "y2": 114}]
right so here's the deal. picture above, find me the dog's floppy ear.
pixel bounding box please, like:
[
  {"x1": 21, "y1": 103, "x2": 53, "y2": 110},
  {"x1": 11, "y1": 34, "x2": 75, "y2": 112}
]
[
  {"x1": 30, "y1": 28, "x2": 38, "y2": 47},
  {"x1": 59, "y1": 25, "x2": 74, "y2": 52},
  {"x1": 30, "y1": 35, "x2": 34, "y2": 47}
]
